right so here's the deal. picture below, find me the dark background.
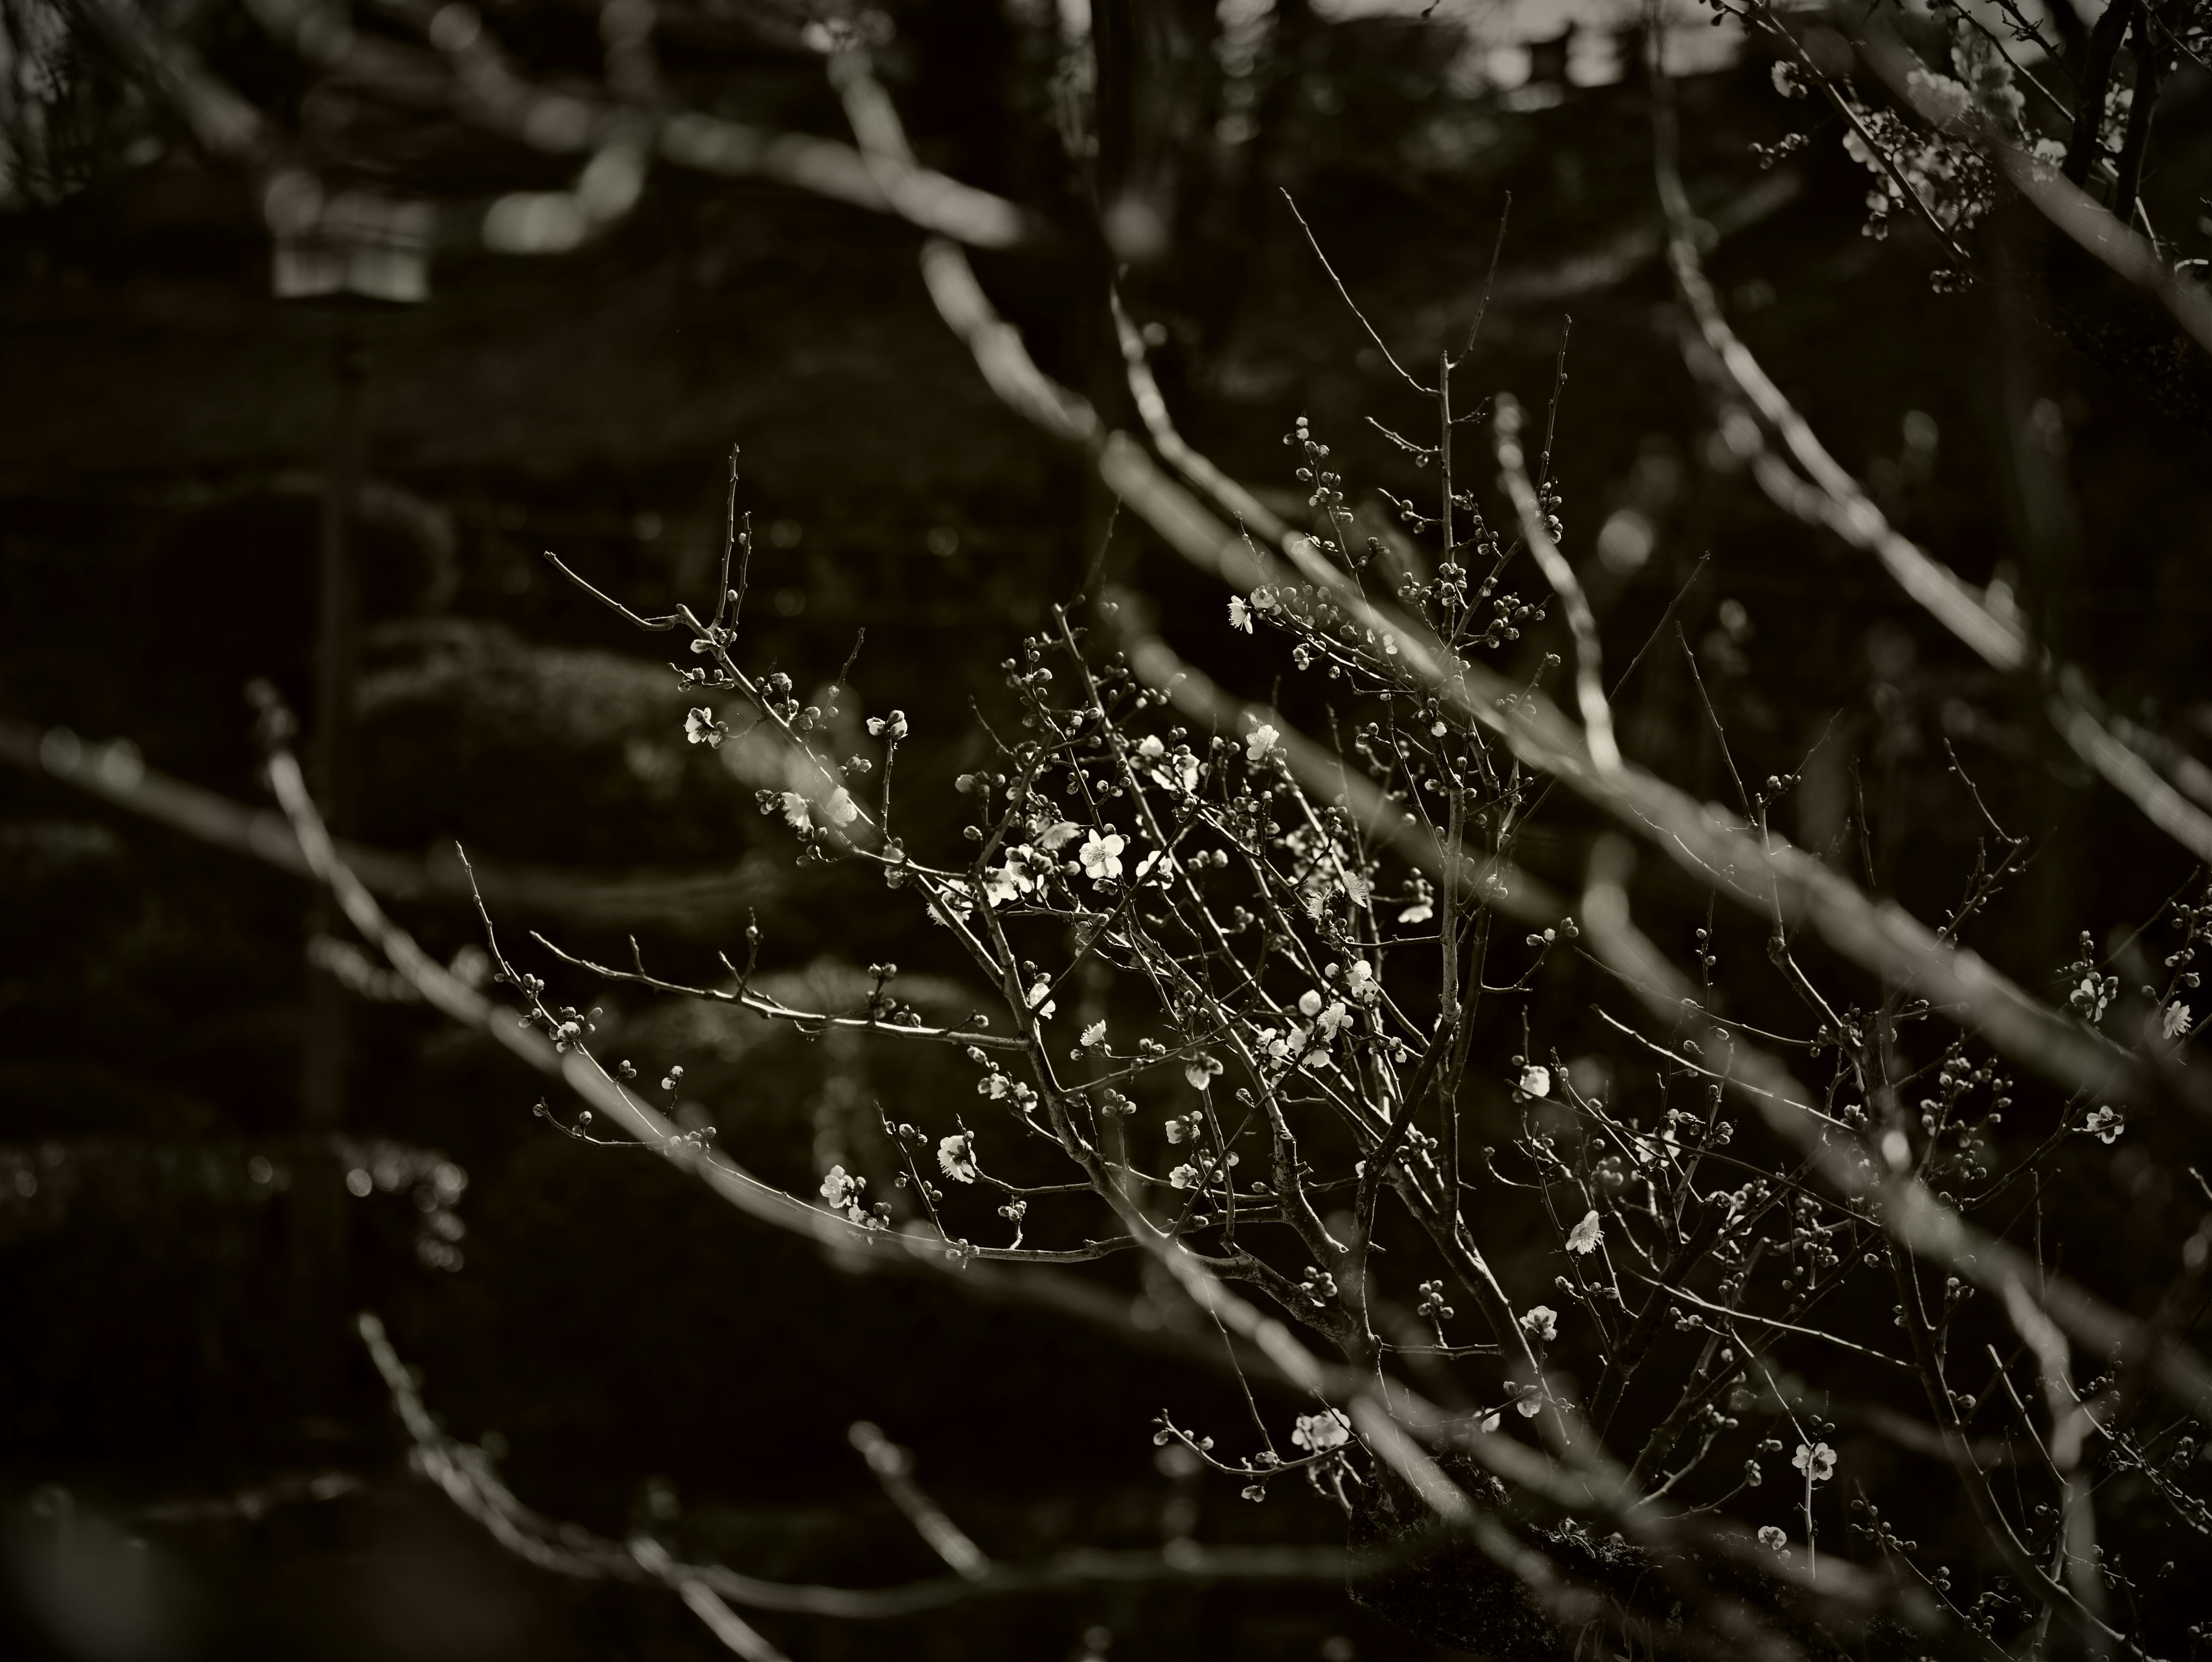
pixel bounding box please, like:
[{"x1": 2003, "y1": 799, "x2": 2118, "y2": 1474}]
[{"x1": 3, "y1": 0, "x2": 2210, "y2": 1656}]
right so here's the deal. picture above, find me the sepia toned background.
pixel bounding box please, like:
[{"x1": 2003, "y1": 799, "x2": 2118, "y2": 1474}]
[{"x1": 3, "y1": 0, "x2": 2210, "y2": 1655}]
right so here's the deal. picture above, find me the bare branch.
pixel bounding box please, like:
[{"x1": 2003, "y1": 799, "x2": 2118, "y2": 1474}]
[
  {"x1": 0, "y1": 715, "x2": 786, "y2": 935},
  {"x1": 1278, "y1": 191, "x2": 1435, "y2": 396},
  {"x1": 1493, "y1": 393, "x2": 1618, "y2": 775},
  {"x1": 847, "y1": 1422, "x2": 990, "y2": 1581},
  {"x1": 1578, "y1": 834, "x2": 2212, "y2": 1429},
  {"x1": 1649, "y1": 18, "x2": 2212, "y2": 869}
]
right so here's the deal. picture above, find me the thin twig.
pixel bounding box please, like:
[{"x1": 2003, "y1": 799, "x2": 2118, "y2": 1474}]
[{"x1": 1281, "y1": 190, "x2": 1435, "y2": 396}]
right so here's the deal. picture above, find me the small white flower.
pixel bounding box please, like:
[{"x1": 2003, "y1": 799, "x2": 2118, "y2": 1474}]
[
  {"x1": 1520, "y1": 1064, "x2": 1551, "y2": 1099},
  {"x1": 984, "y1": 846, "x2": 1050, "y2": 907},
  {"x1": 1246, "y1": 722, "x2": 1281, "y2": 763},
  {"x1": 1168, "y1": 1163, "x2": 1200, "y2": 1190},
  {"x1": 1904, "y1": 65, "x2": 1972, "y2": 126},
  {"x1": 1314, "y1": 1001, "x2": 1352, "y2": 1043},
  {"x1": 1792, "y1": 1441, "x2": 1836, "y2": 1483},
  {"x1": 684, "y1": 707, "x2": 727, "y2": 748},
  {"x1": 778, "y1": 790, "x2": 812, "y2": 830},
  {"x1": 1758, "y1": 1524, "x2": 1787, "y2": 1553},
  {"x1": 937, "y1": 1133, "x2": 978, "y2": 1184},
  {"x1": 1566, "y1": 1209, "x2": 1603, "y2": 1256},
  {"x1": 864, "y1": 709, "x2": 909, "y2": 740},
  {"x1": 1478, "y1": 1412, "x2": 1502, "y2": 1433},
  {"x1": 1025, "y1": 978, "x2": 1057, "y2": 1020},
  {"x1": 2083, "y1": 1105, "x2": 2124, "y2": 1145},
  {"x1": 1514, "y1": 1393, "x2": 1543, "y2": 1418},
  {"x1": 983, "y1": 857, "x2": 1031, "y2": 907},
  {"x1": 1298, "y1": 990, "x2": 1324, "y2": 1018},
  {"x1": 1521, "y1": 1305, "x2": 1558, "y2": 1342},
  {"x1": 929, "y1": 882, "x2": 974, "y2": 928},
  {"x1": 1138, "y1": 735, "x2": 1166, "y2": 760},
  {"x1": 1291, "y1": 1409, "x2": 1350, "y2": 1452},
  {"x1": 1184, "y1": 1054, "x2": 1224, "y2": 1091},
  {"x1": 1344, "y1": 960, "x2": 1377, "y2": 1001},
  {"x1": 1080, "y1": 1020, "x2": 1107, "y2": 1048},
  {"x1": 1397, "y1": 898, "x2": 1433, "y2": 925},
  {"x1": 2165, "y1": 1001, "x2": 2194, "y2": 1041},
  {"x1": 821, "y1": 786, "x2": 859, "y2": 827},
  {"x1": 1080, "y1": 828, "x2": 1126, "y2": 883},
  {"x1": 1228, "y1": 596, "x2": 1253, "y2": 633},
  {"x1": 820, "y1": 1165, "x2": 862, "y2": 1209}
]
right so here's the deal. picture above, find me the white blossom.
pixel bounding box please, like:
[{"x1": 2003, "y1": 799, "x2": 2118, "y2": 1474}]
[
  {"x1": 1025, "y1": 978, "x2": 1057, "y2": 1020},
  {"x1": 1080, "y1": 828, "x2": 1126, "y2": 883},
  {"x1": 1566, "y1": 1210, "x2": 1603, "y2": 1256},
  {"x1": 822, "y1": 786, "x2": 859, "y2": 827},
  {"x1": 1246, "y1": 722, "x2": 1281, "y2": 763},
  {"x1": 1080, "y1": 1020, "x2": 1107, "y2": 1048},
  {"x1": 937, "y1": 1133, "x2": 978, "y2": 1184},
  {"x1": 1168, "y1": 1163, "x2": 1200, "y2": 1190},
  {"x1": 1136, "y1": 735, "x2": 1198, "y2": 793},
  {"x1": 778, "y1": 790, "x2": 812, "y2": 831},
  {"x1": 1905, "y1": 65, "x2": 1972, "y2": 126},
  {"x1": 1344, "y1": 960, "x2": 1377, "y2": 1002},
  {"x1": 2083, "y1": 1105, "x2": 2124, "y2": 1145},
  {"x1": 1184, "y1": 1054, "x2": 1223, "y2": 1091},
  {"x1": 977, "y1": 1073, "x2": 1035, "y2": 1109},
  {"x1": 1520, "y1": 1064, "x2": 1551, "y2": 1099},
  {"x1": 1758, "y1": 1525, "x2": 1787, "y2": 1553},
  {"x1": 1520, "y1": 1305, "x2": 1558, "y2": 1342},
  {"x1": 684, "y1": 707, "x2": 727, "y2": 748},
  {"x1": 1228, "y1": 596, "x2": 1253, "y2": 633},
  {"x1": 820, "y1": 1165, "x2": 863, "y2": 1209},
  {"x1": 984, "y1": 846, "x2": 1048, "y2": 906},
  {"x1": 1792, "y1": 1441, "x2": 1836, "y2": 1483},
  {"x1": 1291, "y1": 1409, "x2": 1350, "y2": 1452},
  {"x1": 2165, "y1": 1001, "x2": 2193, "y2": 1040},
  {"x1": 1134, "y1": 847, "x2": 1177, "y2": 884}
]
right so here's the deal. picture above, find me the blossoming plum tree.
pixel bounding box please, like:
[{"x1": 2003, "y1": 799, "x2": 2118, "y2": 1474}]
[
  {"x1": 275, "y1": 347, "x2": 2212, "y2": 1658},
  {"x1": 148, "y1": 0, "x2": 2212, "y2": 1654}
]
